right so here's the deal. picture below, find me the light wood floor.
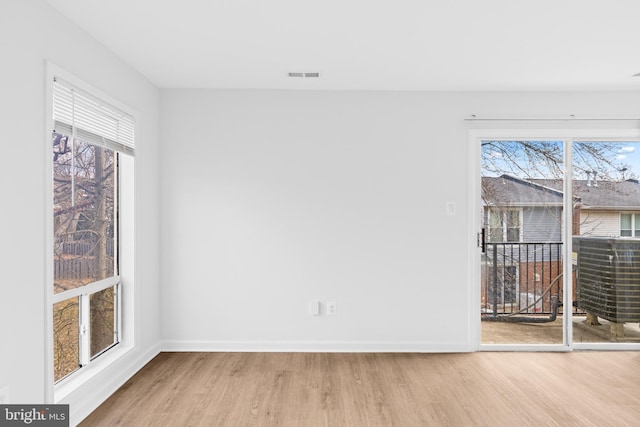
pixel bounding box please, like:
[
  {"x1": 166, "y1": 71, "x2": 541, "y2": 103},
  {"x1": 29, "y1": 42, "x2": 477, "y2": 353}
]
[{"x1": 81, "y1": 352, "x2": 640, "y2": 426}]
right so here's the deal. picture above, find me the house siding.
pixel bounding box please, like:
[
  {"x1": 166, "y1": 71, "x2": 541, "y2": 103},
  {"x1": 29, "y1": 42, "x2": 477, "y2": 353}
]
[
  {"x1": 580, "y1": 210, "x2": 620, "y2": 237},
  {"x1": 522, "y1": 206, "x2": 562, "y2": 242}
]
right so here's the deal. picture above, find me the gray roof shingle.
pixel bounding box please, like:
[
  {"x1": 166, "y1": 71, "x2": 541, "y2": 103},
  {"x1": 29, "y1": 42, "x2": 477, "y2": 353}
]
[
  {"x1": 483, "y1": 175, "x2": 640, "y2": 210},
  {"x1": 531, "y1": 178, "x2": 640, "y2": 209},
  {"x1": 482, "y1": 175, "x2": 564, "y2": 207}
]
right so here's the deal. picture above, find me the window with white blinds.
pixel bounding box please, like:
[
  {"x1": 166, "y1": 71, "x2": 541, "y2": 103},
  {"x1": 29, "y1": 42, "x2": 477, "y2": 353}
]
[
  {"x1": 50, "y1": 72, "x2": 136, "y2": 385},
  {"x1": 53, "y1": 77, "x2": 135, "y2": 155}
]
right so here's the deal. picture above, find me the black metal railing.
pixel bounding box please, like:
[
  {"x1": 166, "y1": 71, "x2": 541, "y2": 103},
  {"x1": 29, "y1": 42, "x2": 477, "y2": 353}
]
[{"x1": 482, "y1": 242, "x2": 564, "y2": 317}]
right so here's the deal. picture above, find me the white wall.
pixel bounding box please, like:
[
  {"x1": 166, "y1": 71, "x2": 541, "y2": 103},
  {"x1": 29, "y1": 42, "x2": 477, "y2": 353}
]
[
  {"x1": 2, "y1": 0, "x2": 639, "y2": 419},
  {"x1": 159, "y1": 89, "x2": 640, "y2": 351},
  {"x1": 0, "y1": 0, "x2": 161, "y2": 423}
]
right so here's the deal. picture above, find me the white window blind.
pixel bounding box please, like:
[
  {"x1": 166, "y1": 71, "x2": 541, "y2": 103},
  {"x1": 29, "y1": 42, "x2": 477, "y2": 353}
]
[{"x1": 53, "y1": 77, "x2": 135, "y2": 155}]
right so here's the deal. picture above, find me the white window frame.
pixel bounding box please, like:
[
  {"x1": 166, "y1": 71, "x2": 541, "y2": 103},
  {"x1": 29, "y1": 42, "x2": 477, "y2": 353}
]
[
  {"x1": 52, "y1": 276, "x2": 122, "y2": 371},
  {"x1": 45, "y1": 63, "x2": 136, "y2": 403},
  {"x1": 487, "y1": 207, "x2": 523, "y2": 242},
  {"x1": 620, "y1": 213, "x2": 640, "y2": 237}
]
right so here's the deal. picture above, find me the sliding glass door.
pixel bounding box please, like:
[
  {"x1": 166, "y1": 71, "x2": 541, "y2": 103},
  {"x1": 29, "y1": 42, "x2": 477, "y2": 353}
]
[
  {"x1": 572, "y1": 141, "x2": 640, "y2": 345},
  {"x1": 480, "y1": 140, "x2": 565, "y2": 345},
  {"x1": 474, "y1": 130, "x2": 640, "y2": 349}
]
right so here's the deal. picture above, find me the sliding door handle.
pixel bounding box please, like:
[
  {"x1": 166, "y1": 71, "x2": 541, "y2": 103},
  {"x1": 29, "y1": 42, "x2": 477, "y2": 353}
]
[{"x1": 477, "y1": 229, "x2": 486, "y2": 253}]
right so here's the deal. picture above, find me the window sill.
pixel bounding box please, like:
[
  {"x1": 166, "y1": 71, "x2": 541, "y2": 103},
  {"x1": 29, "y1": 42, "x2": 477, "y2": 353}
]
[{"x1": 54, "y1": 343, "x2": 133, "y2": 403}]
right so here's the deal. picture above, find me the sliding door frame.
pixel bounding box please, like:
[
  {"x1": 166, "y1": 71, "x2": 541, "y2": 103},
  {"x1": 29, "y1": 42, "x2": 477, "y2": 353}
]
[{"x1": 468, "y1": 126, "x2": 640, "y2": 352}]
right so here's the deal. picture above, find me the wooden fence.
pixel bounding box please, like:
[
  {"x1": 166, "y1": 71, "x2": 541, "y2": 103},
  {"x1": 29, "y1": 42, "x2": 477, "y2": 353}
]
[
  {"x1": 55, "y1": 258, "x2": 98, "y2": 280},
  {"x1": 58, "y1": 241, "x2": 114, "y2": 256},
  {"x1": 54, "y1": 241, "x2": 115, "y2": 280}
]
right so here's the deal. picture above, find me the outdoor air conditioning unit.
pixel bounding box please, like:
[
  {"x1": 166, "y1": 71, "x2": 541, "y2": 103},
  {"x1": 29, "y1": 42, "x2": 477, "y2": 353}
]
[{"x1": 573, "y1": 236, "x2": 640, "y2": 324}]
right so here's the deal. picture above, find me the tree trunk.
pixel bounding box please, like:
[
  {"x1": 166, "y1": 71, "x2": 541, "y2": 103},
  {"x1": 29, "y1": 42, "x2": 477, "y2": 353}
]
[
  {"x1": 94, "y1": 146, "x2": 107, "y2": 280},
  {"x1": 90, "y1": 146, "x2": 113, "y2": 355}
]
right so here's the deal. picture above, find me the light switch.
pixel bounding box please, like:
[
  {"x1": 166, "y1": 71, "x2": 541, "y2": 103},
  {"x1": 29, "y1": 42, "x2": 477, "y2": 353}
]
[
  {"x1": 446, "y1": 201, "x2": 456, "y2": 216},
  {"x1": 309, "y1": 300, "x2": 320, "y2": 316}
]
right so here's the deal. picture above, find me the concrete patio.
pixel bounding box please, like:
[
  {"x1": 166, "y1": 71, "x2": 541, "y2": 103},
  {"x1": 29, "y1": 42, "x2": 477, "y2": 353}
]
[{"x1": 481, "y1": 315, "x2": 640, "y2": 345}]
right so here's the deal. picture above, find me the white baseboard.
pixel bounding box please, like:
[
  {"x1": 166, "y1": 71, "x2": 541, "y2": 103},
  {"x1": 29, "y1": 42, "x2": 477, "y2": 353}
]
[
  {"x1": 69, "y1": 343, "x2": 161, "y2": 426},
  {"x1": 162, "y1": 340, "x2": 471, "y2": 353}
]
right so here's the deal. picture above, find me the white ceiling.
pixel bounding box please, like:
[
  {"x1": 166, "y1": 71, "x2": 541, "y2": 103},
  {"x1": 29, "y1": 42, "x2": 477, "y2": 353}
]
[{"x1": 45, "y1": 0, "x2": 640, "y2": 91}]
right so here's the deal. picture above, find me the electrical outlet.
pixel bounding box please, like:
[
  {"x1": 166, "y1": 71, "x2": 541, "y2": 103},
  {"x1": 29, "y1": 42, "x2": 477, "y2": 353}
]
[
  {"x1": 0, "y1": 386, "x2": 9, "y2": 404},
  {"x1": 327, "y1": 301, "x2": 337, "y2": 315}
]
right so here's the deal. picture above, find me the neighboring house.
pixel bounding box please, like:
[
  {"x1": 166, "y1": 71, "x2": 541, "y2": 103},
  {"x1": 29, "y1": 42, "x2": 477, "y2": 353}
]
[
  {"x1": 481, "y1": 174, "x2": 640, "y2": 314},
  {"x1": 530, "y1": 177, "x2": 640, "y2": 238},
  {"x1": 481, "y1": 175, "x2": 566, "y2": 311},
  {"x1": 483, "y1": 174, "x2": 640, "y2": 240},
  {"x1": 482, "y1": 175, "x2": 565, "y2": 243}
]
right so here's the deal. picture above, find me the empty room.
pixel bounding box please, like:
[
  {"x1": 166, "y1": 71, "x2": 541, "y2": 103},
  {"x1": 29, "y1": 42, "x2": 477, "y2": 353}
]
[{"x1": 2, "y1": 0, "x2": 640, "y2": 425}]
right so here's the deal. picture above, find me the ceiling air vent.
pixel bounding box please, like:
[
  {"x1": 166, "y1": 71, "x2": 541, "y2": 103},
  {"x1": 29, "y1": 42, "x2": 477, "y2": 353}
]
[{"x1": 288, "y1": 72, "x2": 320, "y2": 78}]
